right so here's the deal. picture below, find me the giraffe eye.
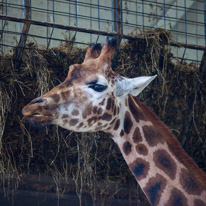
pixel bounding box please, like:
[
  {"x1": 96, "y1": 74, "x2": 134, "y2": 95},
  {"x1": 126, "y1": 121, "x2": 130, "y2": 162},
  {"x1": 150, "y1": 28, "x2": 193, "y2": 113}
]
[{"x1": 88, "y1": 81, "x2": 107, "y2": 92}]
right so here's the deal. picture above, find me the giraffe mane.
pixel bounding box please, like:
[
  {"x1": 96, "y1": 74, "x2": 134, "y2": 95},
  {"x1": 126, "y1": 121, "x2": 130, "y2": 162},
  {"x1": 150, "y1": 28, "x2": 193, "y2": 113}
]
[{"x1": 132, "y1": 96, "x2": 206, "y2": 188}]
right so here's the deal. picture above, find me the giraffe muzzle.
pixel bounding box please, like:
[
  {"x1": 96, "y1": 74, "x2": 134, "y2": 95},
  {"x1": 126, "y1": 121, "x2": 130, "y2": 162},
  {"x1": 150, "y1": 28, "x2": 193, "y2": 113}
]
[{"x1": 22, "y1": 98, "x2": 56, "y2": 124}]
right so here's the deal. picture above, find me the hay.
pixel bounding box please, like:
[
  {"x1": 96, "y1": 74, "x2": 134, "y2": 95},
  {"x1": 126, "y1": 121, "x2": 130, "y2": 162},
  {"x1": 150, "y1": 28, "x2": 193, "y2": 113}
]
[{"x1": 0, "y1": 29, "x2": 205, "y2": 206}]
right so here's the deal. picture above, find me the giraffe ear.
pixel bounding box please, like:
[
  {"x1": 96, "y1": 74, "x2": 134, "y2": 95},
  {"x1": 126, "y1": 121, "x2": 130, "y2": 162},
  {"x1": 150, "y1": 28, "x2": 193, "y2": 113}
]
[{"x1": 115, "y1": 75, "x2": 157, "y2": 97}]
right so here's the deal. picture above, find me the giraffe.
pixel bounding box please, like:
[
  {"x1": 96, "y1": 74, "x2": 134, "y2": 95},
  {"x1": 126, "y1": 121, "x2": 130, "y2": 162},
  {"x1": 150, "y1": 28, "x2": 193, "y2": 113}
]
[{"x1": 22, "y1": 37, "x2": 206, "y2": 206}]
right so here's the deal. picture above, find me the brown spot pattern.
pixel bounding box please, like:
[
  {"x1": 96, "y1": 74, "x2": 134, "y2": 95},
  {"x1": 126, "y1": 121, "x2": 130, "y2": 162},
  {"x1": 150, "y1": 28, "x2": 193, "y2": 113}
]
[
  {"x1": 61, "y1": 91, "x2": 70, "y2": 100},
  {"x1": 101, "y1": 113, "x2": 112, "y2": 121},
  {"x1": 165, "y1": 188, "x2": 188, "y2": 206},
  {"x1": 113, "y1": 105, "x2": 117, "y2": 116},
  {"x1": 123, "y1": 141, "x2": 132, "y2": 155},
  {"x1": 179, "y1": 168, "x2": 203, "y2": 195},
  {"x1": 69, "y1": 119, "x2": 79, "y2": 126},
  {"x1": 136, "y1": 144, "x2": 148, "y2": 156},
  {"x1": 97, "y1": 122, "x2": 102, "y2": 126},
  {"x1": 43, "y1": 103, "x2": 58, "y2": 110},
  {"x1": 88, "y1": 117, "x2": 97, "y2": 125},
  {"x1": 143, "y1": 125, "x2": 164, "y2": 147},
  {"x1": 124, "y1": 111, "x2": 133, "y2": 134},
  {"x1": 129, "y1": 158, "x2": 150, "y2": 181},
  {"x1": 117, "y1": 107, "x2": 120, "y2": 114},
  {"x1": 194, "y1": 199, "x2": 206, "y2": 206},
  {"x1": 133, "y1": 127, "x2": 142, "y2": 143},
  {"x1": 144, "y1": 174, "x2": 166, "y2": 206},
  {"x1": 50, "y1": 94, "x2": 60, "y2": 102},
  {"x1": 110, "y1": 98, "x2": 114, "y2": 110},
  {"x1": 120, "y1": 130, "x2": 124, "y2": 137},
  {"x1": 128, "y1": 95, "x2": 144, "y2": 122},
  {"x1": 65, "y1": 70, "x2": 79, "y2": 87},
  {"x1": 99, "y1": 99, "x2": 105, "y2": 106},
  {"x1": 110, "y1": 118, "x2": 116, "y2": 125},
  {"x1": 153, "y1": 149, "x2": 177, "y2": 180},
  {"x1": 83, "y1": 104, "x2": 92, "y2": 118},
  {"x1": 106, "y1": 98, "x2": 112, "y2": 110},
  {"x1": 59, "y1": 84, "x2": 65, "y2": 89},
  {"x1": 95, "y1": 126, "x2": 103, "y2": 131},
  {"x1": 102, "y1": 123, "x2": 108, "y2": 128},
  {"x1": 63, "y1": 119, "x2": 68, "y2": 124},
  {"x1": 125, "y1": 99, "x2": 128, "y2": 107},
  {"x1": 93, "y1": 106, "x2": 98, "y2": 114},
  {"x1": 78, "y1": 122, "x2": 83, "y2": 128},
  {"x1": 62, "y1": 114, "x2": 69, "y2": 118},
  {"x1": 98, "y1": 108, "x2": 103, "y2": 115},
  {"x1": 72, "y1": 110, "x2": 79, "y2": 116},
  {"x1": 114, "y1": 119, "x2": 120, "y2": 130}
]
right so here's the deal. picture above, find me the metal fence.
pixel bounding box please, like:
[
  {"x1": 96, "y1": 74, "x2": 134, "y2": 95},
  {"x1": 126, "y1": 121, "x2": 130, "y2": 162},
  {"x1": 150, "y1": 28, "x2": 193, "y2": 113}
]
[{"x1": 0, "y1": 0, "x2": 206, "y2": 63}]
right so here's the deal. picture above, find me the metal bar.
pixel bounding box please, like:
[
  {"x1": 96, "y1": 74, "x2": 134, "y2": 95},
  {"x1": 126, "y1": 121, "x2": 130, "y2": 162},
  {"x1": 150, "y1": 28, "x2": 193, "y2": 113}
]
[
  {"x1": 153, "y1": 1, "x2": 195, "y2": 30},
  {"x1": 184, "y1": 0, "x2": 187, "y2": 44},
  {"x1": 0, "y1": 21, "x2": 7, "y2": 42},
  {"x1": 2, "y1": 28, "x2": 204, "y2": 56},
  {"x1": 0, "y1": 0, "x2": 8, "y2": 53},
  {"x1": 0, "y1": 29, "x2": 89, "y2": 45},
  {"x1": 1, "y1": 0, "x2": 204, "y2": 17},
  {"x1": 96, "y1": 0, "x2": 100, "y2": 43},
  {"x1": 0, "y1": 14, "x2": 206, "y2": 51},
  {"x1": 46, "y1": 0, "x2": 205, "y2": 14},
  {"x1": 117, "y1": 0, "x2": 122, "y2": 37},
  {"x1": 199, "y1": 50, "x2": 206, "y2": 79},
  {"x1": 125, "y1": 0, "x2": 203, "y2": 13},
  {"x1": 170, "y1": 41, "x2": 206, "y2": 51},
  {"x1": 47, "y1": 28, "x2": 54, "y2": 49},
  {"x1": 0, "y1": 43, "x2": 202, "y2": 64},
  {"x1": 47, "y1": 0, "x2": 55, "y2": 49},
  {"x1": 64, "y1": 0, "x2": 78, "y2": 69},
  {"x1": 72, "y1": 0, "x2": 78, "y2": 41},
  {"x1": 195, "y1": 2, "x2": 198, "y2": 61},
  {"x1": 204, "y1": 0, "x2": 206, "y2": 46},
  {"x1": 113, "y1": 0, "x2": 117, "y2": 33},
  {"x1": 199, "y1": 1, "x2": 206, "y2": 79},
  {"x1": 47, "y1": 0, "x2": 49, "y2": 48},
  {"x1": 142, "y1": 0, "x2": 145, "y2": 37},
  {"x1": 113, "y1": 0, "x2": 122, "y2": 38},
  {"x1": 13, "y1": 0, "x2": 31, "y2": 69},
  {"x1": 163, "y1": 0, "x2": 166, "y2": 29},
  {"x1": 1, "y1": 1, "x2": 204, "y2": 28}
]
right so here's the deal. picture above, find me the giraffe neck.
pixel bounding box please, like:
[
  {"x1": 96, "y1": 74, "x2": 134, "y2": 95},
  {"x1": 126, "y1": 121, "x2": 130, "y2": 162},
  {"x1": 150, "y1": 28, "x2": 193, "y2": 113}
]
[{"x1": 109, "y1": 95, "x2": 206, "y2": 206}]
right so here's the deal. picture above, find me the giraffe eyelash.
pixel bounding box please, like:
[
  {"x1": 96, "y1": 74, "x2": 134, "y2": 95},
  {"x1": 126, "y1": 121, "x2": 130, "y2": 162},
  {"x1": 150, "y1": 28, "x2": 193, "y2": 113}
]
[{"x1": 87, "y1": 80, "x2": 107, "y2": 92}]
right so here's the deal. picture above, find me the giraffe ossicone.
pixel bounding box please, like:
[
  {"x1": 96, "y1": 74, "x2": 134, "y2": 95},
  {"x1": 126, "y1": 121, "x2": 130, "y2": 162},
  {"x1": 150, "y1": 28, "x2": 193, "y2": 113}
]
[{"x1": 23, "y1": 37, "x2": 206, "y2": 206}]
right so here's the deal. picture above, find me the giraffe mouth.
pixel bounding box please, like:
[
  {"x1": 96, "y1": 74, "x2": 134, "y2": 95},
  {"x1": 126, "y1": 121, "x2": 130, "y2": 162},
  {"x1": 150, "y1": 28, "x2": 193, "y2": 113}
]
[
  {"x1": 25, "y1": 112, "x2": 54, "y2": 124},
  {"x1": 22, "y1": 104, "x2": 56, "y2": 124}
]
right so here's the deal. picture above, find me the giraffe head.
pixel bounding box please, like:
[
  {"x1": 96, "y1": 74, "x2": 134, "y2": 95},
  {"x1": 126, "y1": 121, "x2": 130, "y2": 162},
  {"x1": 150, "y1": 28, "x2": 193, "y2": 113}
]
[{"x1": 22, "y1": 37, "x2": 156, "y2": 132}]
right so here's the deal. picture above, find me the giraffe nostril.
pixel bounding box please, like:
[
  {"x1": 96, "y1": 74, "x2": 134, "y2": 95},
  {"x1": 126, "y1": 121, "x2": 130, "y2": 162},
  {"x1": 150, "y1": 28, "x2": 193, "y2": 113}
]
[{"x1": 29, "y1": 98, "x2": 44, "y2": 105}]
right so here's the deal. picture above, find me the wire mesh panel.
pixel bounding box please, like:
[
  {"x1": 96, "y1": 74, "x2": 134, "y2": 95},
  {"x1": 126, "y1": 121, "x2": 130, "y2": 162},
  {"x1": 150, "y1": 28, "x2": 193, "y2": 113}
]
[
  {"x1": 0, "y1": 0, "x2": 206, "y2": 63},
  {"x1": 122, "y1": 0, "x2": 205, "y2": 63}
]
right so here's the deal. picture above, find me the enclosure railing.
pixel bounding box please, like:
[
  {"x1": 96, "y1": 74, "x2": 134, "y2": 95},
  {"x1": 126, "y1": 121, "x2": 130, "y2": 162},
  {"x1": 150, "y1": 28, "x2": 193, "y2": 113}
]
[{"x1": 0, "y1": 0, "x2": 206, "y2": 63}]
